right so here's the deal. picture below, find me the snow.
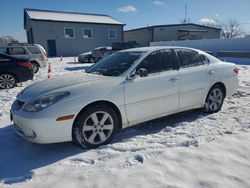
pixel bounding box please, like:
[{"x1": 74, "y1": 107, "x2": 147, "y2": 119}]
[
  {"x1": 26, "y1": 9, "x2": 124, "y2": 25},
  {"x1": 0, "y1": 58, "x2": 250, "y2": 187}
]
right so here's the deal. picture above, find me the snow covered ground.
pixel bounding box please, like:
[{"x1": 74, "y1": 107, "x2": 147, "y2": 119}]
[{"x1": 0, "y1": 57, "x2": 249, "y2": 188}]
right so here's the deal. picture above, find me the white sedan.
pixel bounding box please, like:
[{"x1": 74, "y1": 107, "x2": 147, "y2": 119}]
[{"x1": 11, "y1": 47, "x2": 239, "y2": 148}]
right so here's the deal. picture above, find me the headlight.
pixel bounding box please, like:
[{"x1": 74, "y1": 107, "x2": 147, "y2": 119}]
[{"x1": 22, "y1": 92, "x2": 70, "y2": 112}]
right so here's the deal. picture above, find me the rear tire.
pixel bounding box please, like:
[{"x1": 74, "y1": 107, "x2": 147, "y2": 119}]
[
  {"x1": 204, "y1": 85, "x2": 225, "y2": 113},
  {"x1": 89, "y1": 57, "x2": 95, "y2": 63},
  {"x1": 31, "y1": 62, "x2": 39, "y2": 73},
  {"x1": 0, "y1": 73, "x2": 17, "y2": 89},
  {"x1": 73, "y1": 104, "x2": 119, "y2": 149}
]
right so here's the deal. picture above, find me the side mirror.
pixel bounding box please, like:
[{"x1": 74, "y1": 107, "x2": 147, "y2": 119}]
[
  {"x1": 136, "y1": 68, "x2": 148, "y2": 77},
  {"x1": 126, "y1": 73, "x2": 136, "y2": 80}
]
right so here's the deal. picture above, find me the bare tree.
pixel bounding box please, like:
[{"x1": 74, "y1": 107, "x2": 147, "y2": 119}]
[
  {"x1": 200, "y1": 18, "x2": 222, "y2": 29},
  {"x1": 200, "y1": 18, "x2": 244, "y2": 38},
  {"x1": 0, "y1": 36, "x2": 19, "y2": 44},
  {"x1": 221, "y1": 19, "x2": 242, "y2": 38}
]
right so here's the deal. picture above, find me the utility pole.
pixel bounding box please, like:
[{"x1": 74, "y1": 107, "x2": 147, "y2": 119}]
[{"x1": 184, "y1": 4, "x2": 187, "y2": 23}]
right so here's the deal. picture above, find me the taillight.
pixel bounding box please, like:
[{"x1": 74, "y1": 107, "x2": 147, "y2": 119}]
[
  {"x1": 233, "y1": 67, "x2": 240, "y2": 75},
  {"x1": 41, "y1": 52, "x2": 46, "y2": 61},
  {"x1": 18, "y1": 62, "x2": 32, "y2": 68}
]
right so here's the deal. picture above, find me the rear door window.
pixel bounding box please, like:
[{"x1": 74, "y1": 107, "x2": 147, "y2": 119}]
[
  {"x1": 9, "y1": 47, "x2": 27, "y2": 55},
  {"x1": 176, "y1": 49, "x2": 204, "y2": 68},
  {"x1": 27, "y1": 46, "x2": 42, "y2": 54},
  {"x1": 137, "y1": 49, "x2": 177, "y2": 74}
]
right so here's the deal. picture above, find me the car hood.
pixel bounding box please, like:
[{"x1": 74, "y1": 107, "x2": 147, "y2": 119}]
[{"x1": 17, "y1": 73, "x2": 114, "y2": 101}]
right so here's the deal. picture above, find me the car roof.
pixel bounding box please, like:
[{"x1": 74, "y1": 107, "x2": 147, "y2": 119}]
[
  {"x1": 0, "y1": 52, "x2": 29, "y2": 61},
  {"x1": 0, "y1": 43, "x2": 37, "y2": 48},
  {"x1": 94, "y1": 46, "x2": 112, "y2": 50},
  {"x1": 121, "y1": 46, "x2": 202, "y2": 53}
]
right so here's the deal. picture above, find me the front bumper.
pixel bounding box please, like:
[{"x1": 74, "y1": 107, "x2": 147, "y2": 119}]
[
  {"x1": 11, "y1": 104, "x2": 75, "y2": 144},
  {"x1": 18, "y1": 69, "x2": 34, "y2": 83}
]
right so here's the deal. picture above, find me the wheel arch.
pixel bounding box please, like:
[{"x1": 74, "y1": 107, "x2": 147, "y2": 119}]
[
  {"x1": 203, "y1": 82, "x2": 226, "y2": 104},
  {"x1": 72, "y1": 100, "x2": 123, "y2": 138},
  {"x1": 31, "y1": 60, "x2": 40, "y2": 67}
]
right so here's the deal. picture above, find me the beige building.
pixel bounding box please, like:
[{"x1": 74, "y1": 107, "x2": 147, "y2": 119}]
[{"x1": 124, "y1": 23, "x2": 221, "y2": 47}]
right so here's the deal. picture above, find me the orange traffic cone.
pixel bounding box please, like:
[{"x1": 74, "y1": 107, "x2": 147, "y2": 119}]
[{"x1": 48, "y1": 62, "x2": 51, "y2": 79}]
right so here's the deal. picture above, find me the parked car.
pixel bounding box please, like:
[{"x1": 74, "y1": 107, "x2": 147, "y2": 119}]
[
  {"x1": 0, "y1": 43, "x2": 47, "y2": 73},
  {"x1": 35, "y1": 44, "x2": 47, "y2": 60},
  {"x1": 78, "y1": 51, "x2": 94, "y2": 63},
  {"x1": 0, "y1": 52, "x2": 34, "y2": 89},
  {"x1": 91, "y1": 42, "x2": 140, "y2": 62},
  {"x1": 112, "y1": 41, "x2": 140, "y2": 51},
  {"x1": 91, "y1": 46, "x2": 113, "y2": 61},
  {"x1": 79, "y1": 42, "x2": 140, "y2": 64},
  {"x1": 78, "y1": 47, "x2": 113, "y2": 64},
  {"x1": 11, "y1": 47, "x2": 239, "y2": 148}
]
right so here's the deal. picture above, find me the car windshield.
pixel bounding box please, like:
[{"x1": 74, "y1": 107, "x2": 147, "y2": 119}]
[{"x1": 86, "y1": 51, "x2": 145, "y2": 76}]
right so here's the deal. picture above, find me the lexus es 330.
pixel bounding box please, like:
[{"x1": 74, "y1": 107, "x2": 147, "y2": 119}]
[{"x1": 11, "y1": 47, "x2": 239, "y2": 148}]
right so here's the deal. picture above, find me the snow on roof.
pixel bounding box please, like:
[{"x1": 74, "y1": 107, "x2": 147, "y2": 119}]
[{"x1": 25, "y1": 9, "x2": 124, "y2": 25}]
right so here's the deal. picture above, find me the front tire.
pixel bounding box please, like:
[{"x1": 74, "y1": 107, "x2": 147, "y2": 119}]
[
  {"x1": 73, "y1": 104, "x2": 119, "y2": 149},
  {"x1": 204, "y1": 85, "x2": 225, "y2": 113},
  {"x1": 0, "y1": 73, "x2": 17, "y2": 89}
]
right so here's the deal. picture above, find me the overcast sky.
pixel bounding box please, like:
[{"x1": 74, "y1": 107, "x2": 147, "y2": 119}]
[{"x1": 1, "y1": 0, "x2": 250, "y2": 42}]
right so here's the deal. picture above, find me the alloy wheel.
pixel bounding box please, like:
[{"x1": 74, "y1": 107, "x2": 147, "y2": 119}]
[
  {"x1": 0, "y1": 74, "x2": 16, "y2": 89},
  {"x1": 82, "y1": 111, "x2": 114, "y2": 145},
  {"x1": 207, "y1": 88, "x2": 223, "y2": 111},
  {"x1": 32, "y1": 63, "x2": 39, "y2": 73}
]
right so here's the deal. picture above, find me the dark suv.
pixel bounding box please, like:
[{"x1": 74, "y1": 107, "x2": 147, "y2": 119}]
[{"x1": 0, "y1": 43, "x2": 47, "y2": 73}]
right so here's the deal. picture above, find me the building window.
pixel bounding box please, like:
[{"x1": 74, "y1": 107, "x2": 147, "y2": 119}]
[
  {"x1": 64, "y1": 27, "x2": 75, "y2": 38},
  {"x1": 108, "y1": 29, "x2": 117, "y2": 39},
  {"x1": 83, "y1": 28, "x2": 92, "y2": 39}
]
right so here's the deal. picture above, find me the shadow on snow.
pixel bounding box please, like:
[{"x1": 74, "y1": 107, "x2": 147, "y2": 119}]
[{"x1": 0, "y1": 109, "x2": 205, "y2": 185}]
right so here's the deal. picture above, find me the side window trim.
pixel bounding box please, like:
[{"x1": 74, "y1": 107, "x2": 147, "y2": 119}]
[{"x1": 171, "y1": 49, "x2": 180, "y2": 70}]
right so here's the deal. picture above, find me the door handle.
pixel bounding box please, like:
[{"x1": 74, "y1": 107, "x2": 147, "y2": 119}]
[
  {"x1": 207, "y1": 70, "x2": 215, "y2": 76},
  {"x1": 169, "y1": 77, "x2": 178, "y2": 82}
]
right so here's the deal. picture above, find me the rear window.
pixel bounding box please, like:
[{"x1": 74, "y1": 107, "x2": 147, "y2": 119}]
[
  {"x1": 27, "y1": 46, "x2": 42, "y2": 54},
  {"x1": 10, "y1": 47, "x2": 27, "y2": 55}
]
